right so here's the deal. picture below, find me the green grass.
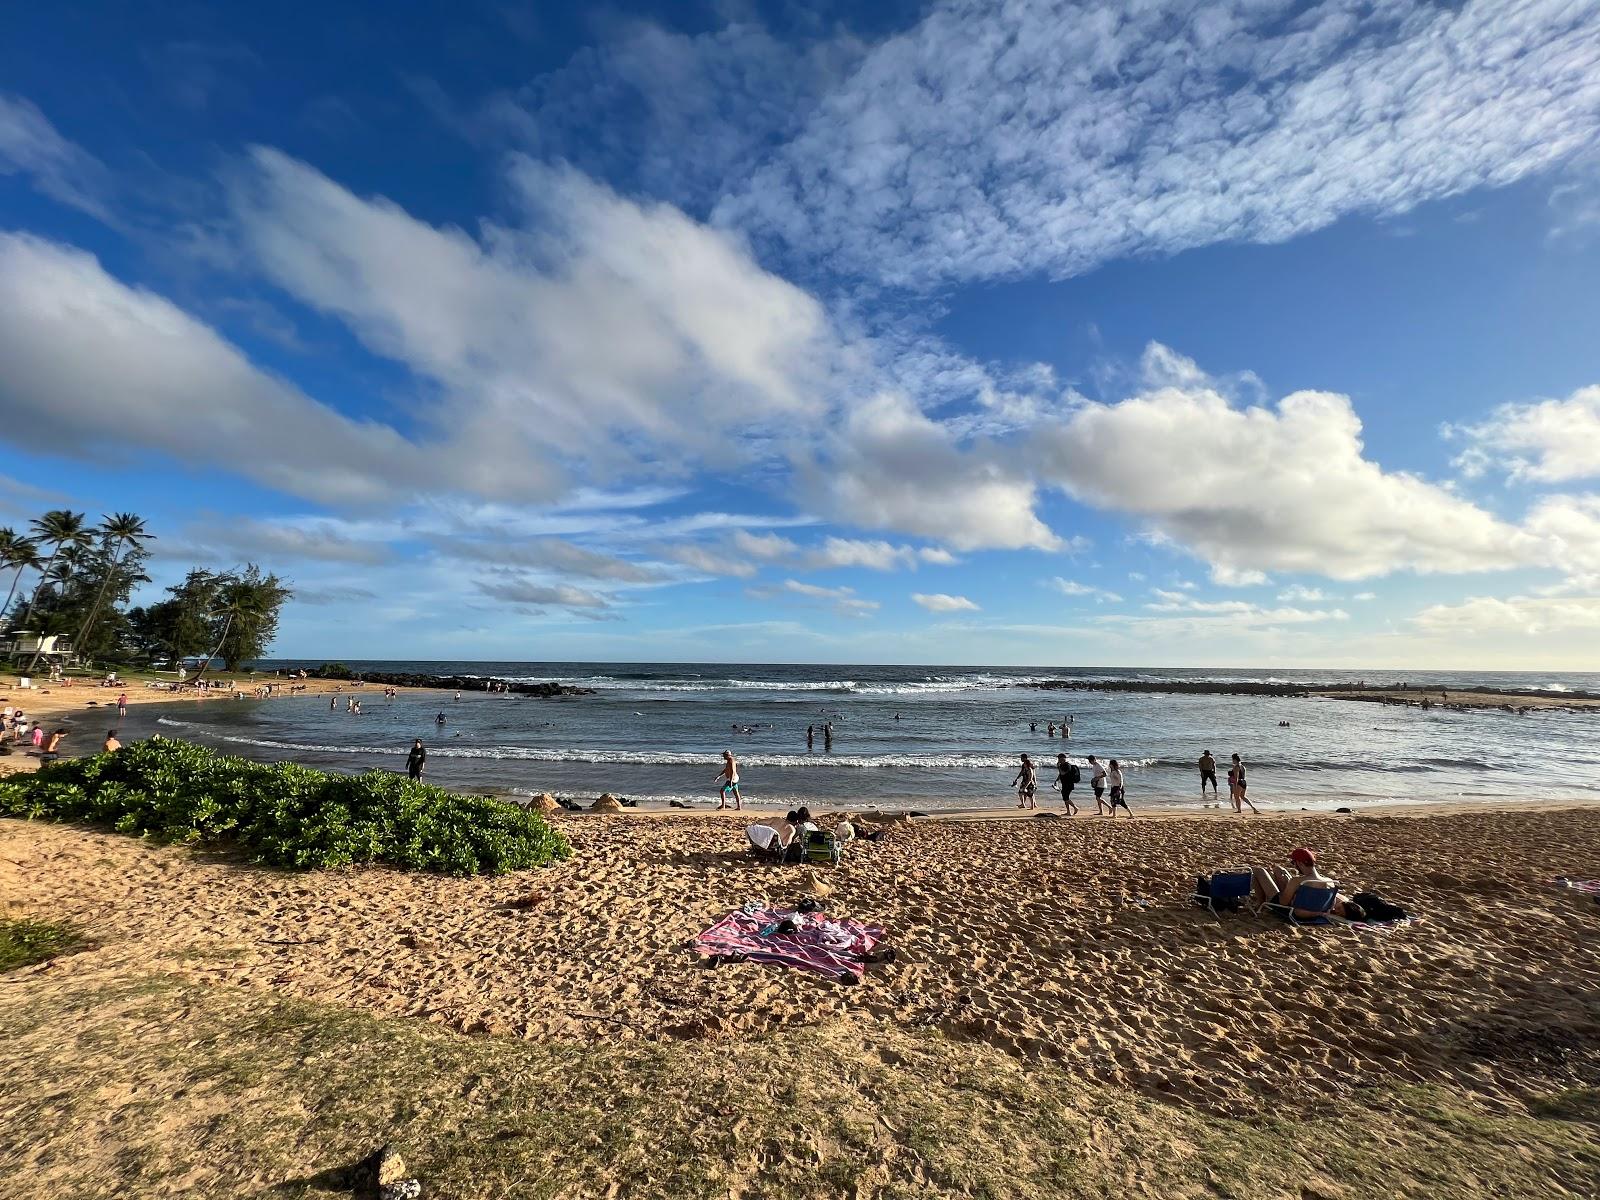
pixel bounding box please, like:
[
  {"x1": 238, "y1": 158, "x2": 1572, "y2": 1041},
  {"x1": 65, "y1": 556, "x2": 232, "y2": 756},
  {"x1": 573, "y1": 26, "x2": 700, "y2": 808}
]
[
  {"x1": 0, "y1": 736, "x2": 570, "y2": 876},
  {"x1": 0, "y1": 917, "x2": 84, "y2": 972},
  {"x1": 3, "y1": 972, "x2": 1598, "y2": 1199}
]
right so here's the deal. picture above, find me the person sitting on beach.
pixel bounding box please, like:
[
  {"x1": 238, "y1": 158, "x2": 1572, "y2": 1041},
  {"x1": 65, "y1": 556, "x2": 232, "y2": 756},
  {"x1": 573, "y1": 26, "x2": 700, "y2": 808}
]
[
  {"x1": 103, "y1": 730, "x2": 121, "y2": 753},
  {"x1": 1053, "y1": 752, "x2": 1080, "y2": 815},
  {"x1": 1107, "y1": 759, "x2": 1133, "y2": 817},
  {"x1": 715, "y1": 749, "x2": 743, "y2": 811},
  {"x1": 1251, "y1": 847, "x2": 1363, "y2": 919},
  {"x1": 1088, "y1": 755, "x2": 1110, "y2": 815},
  {"x1": 1012, "y1": 753, "x2": 1038, "y2": 810}
]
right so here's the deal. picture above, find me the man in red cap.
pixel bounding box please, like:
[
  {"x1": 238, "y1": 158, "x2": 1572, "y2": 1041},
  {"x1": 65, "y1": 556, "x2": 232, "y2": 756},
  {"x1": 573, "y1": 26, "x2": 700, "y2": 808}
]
[{"x1": 1251, "y1": 847, "x2": 1361, "y2": 918}]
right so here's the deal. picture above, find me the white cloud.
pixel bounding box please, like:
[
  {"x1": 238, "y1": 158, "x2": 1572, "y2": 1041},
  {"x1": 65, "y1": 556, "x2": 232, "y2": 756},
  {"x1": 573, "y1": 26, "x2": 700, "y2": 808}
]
[
  {"x1": 911, "y1": 592, "x2": 980, "y2": 613},
  {"x1": 721, "y1": 0, "x2": 1600, "y2": 289},
  {"x1": 230, "y1": 147, "x2": 832, "y2": 498},
  {"x1": 0, "y1": 93, "x2": 111, "y2": 220},
  {"x1": 1448, "y1": 386, "x2": 1600, "y2": 484},
  {"x1": 730, "y1": 530, "x2": 799, "y2": 560},
  {"x1": 1352, "y1": 592, "x2": 1377, "y2": 601},
  {"x1": 808, "y1": 392, "x2": 1059, "y2": 551},
  {"x1": 475, "y1": 573, "x2": 615, "y2": 614},
  {"x1": 918, "y1": 546, "x2": 960, "y2": 565},
  {"x1": 804, "y1": 536, "x2": 916, "y2": 571},
  {"x1": 750, "y1": 577, "x2": 879, "y2": 617},
  {"x1": 1413, "y1": 594, "x2": 1600, "y2": 637},
  {"x1": 1033, "y1": 345, "x2": 1535, "y2": 580},
  {"x1": 0, "y1": 233, "x2": 433, "y2": 506},
  {"x1": 1278, "y1": 584, "x2": 1329, "y2": 602},
  {"x1": 659, "y1": 543, "x2": 757, "y2": 579},
  {"x1": 1048, "y1": 577, "x2": 1121, "y2": 603},
  {"x1": 436, "y1": 537, "x2": 661, "y2": 583}
]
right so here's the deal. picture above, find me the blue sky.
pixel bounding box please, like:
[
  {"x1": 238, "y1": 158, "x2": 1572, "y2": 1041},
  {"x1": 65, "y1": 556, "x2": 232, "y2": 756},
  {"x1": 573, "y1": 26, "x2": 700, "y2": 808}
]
[{"x1": 2, "y1": 0, "x2": 1599, "y2": 668}]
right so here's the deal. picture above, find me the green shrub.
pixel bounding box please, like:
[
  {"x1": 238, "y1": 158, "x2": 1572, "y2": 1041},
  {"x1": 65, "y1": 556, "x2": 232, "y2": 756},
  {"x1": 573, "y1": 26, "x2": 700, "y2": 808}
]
[
  {"x1": 0, "y1": 738, "x2": 570, "y2": 876},
  {"x1": 0, "y1": 917, "x2": 84, "y2": 972}
]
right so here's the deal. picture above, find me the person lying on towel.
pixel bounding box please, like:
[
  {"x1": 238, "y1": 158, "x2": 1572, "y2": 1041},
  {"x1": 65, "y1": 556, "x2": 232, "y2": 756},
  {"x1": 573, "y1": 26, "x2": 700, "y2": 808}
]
[{"x1": 1251, "y1": 848, "x2": 1365, "y2": 919}]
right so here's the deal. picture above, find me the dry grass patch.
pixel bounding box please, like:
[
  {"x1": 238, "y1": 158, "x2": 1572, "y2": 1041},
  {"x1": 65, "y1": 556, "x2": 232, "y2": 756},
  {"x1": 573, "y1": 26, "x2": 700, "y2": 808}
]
[{"x1": 3, "y1": 973, "x2": 1599, "y2": 1199}]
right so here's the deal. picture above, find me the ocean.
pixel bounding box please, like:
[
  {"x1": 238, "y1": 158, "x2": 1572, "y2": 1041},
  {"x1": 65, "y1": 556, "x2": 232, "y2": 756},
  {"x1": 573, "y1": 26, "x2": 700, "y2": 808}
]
[{"x1": 136, "y1": 662, "x2": 1600, "y2": 812}]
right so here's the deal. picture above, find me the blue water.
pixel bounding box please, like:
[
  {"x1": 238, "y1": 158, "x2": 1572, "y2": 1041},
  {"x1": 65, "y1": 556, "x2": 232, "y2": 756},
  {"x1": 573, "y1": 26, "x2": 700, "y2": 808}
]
[{"x1": 135, "y1": 662, "x2": 1600, "y2": 811}]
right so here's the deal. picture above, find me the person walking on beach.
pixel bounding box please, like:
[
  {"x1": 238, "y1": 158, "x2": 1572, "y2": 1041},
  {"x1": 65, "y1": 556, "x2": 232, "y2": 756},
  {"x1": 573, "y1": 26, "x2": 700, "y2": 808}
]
[
  {"x1": 116, "y1": 692, "x2": 128, "y2": 719},
  {"x1": 1229, "y1": 753, "x2": 1260, "y2": 815},
  {"x1": 1054, "y1": 752, "x2": 1080, "y2": 815},
  {"x1": 1107, "y1": 758, "x2": 1133, "y2": 817},
  {"x1": 1089, "y1": 755, "x2": 1110, "y2": 814},
  {"x1": 1012, "y1": 753, "x2": 1037, "y2": 809},
  {"x1": 406, "y1": 739, "x2": 426, "y2": 781},
  {"x1": 715, "y1": 749, "x2": 743, "y2": 810},
  {"x1": 1199, "y1": 749, "x2": 1219, "y2": 800}
]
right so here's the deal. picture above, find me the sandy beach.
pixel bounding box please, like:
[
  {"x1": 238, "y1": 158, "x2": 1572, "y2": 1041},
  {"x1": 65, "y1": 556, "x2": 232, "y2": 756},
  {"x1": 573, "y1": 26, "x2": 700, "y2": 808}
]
[
  {"x1": 0, "y1": 674, "x2": 428, "y2": 778},
  {"x1": 6, "y1": 805, "x2": 1600, "y2": 1100}
]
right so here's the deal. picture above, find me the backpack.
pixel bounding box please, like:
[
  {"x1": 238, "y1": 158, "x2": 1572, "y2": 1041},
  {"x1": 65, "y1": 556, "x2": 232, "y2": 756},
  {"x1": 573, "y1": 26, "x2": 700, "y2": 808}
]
[{"x1": 1067, "y1": 763, "x2": 1082, "y2": 785}]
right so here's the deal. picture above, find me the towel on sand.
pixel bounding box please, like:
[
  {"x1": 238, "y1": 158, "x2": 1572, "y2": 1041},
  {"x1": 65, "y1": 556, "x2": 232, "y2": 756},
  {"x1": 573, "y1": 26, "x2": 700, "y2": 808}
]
[{"x1": 694, "y1": 907, "x2": 884, "y2": 980}]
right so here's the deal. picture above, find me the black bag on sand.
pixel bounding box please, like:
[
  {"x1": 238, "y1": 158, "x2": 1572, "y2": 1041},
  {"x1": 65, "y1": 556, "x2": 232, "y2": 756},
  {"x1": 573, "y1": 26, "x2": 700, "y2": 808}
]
[{"x1": 1350, "y1": 891, "x2": 1408, "y2": 922}]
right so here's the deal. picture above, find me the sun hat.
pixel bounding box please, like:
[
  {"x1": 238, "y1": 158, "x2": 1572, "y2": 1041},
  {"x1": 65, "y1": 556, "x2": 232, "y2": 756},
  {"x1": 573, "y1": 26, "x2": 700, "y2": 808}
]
[{"x1": 1288, "y1": 847, "x2": 1317, "y2": 867}]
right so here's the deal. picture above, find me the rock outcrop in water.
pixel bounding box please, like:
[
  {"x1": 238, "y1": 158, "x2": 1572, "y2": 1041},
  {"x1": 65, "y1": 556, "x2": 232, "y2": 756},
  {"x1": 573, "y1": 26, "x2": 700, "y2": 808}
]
[
  {"x1": 1016, "y1": 679, "x2": 1600, "y2": 712},
  {"x1": 307, "y1": 665, "x2": 593, "y2": 698}
]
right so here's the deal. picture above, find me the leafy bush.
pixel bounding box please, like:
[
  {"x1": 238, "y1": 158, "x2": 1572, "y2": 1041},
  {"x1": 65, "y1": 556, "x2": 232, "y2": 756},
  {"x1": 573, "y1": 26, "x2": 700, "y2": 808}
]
[
  {"x1": 0, "y1": 738, "x2": 570, "y2": 876},
  {"x1": 0, "y1": 917, "x2": 84, "y2": 972}
]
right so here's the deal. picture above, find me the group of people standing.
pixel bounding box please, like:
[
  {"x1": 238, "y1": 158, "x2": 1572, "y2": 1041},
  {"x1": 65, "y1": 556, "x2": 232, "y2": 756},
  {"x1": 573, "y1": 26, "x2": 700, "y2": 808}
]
[{"x1": 1010, "y1": 748, "x2": 1259, "y2": 816}]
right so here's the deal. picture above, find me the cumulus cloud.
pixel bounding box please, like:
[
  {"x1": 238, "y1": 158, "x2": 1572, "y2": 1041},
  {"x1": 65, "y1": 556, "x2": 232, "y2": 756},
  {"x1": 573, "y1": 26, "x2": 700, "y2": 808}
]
[
  {"x1": 730, "y1": 530, "x2": 799, "y2": 560},
  {"x1": 808, "y1": 392, "x2": 1059, "y2": 551},
  {"x1": 1413, "y1": 594, "x2": 1600, "y2": 637},
  {"x1": 0, "y1": 233, "x2": 433, "y2": 505},
  {"x1": 1448, "y1": 385, "x2": 1600, "y2": 483},
  {"x1": 911, "y1": 592, "x2": 980, "y2": 613},
  {"x1": 720, "y1": 0, "x2": 1600, "y2": 288},
  {"x1": 0, "y1": 93, "x2": 112, "y2": 220},
  {"x1": 1033, "y1": 346, "x2": 1536, "y2": 580}
]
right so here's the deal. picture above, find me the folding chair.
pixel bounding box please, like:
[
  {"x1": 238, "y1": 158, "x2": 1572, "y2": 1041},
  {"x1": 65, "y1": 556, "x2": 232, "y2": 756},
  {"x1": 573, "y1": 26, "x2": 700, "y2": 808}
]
[
  {"x1": 1192, "y1": 868, "x2": 1253, "y2": 916},
  {"x1": 1265, "y1": 879, "x2": 1339, "y2": 926}
]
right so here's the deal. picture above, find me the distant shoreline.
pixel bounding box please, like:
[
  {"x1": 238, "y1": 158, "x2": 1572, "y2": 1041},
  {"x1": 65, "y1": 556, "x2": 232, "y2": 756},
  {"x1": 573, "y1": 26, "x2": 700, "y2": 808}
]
[{"x1": 1018, "y1": 678, "x2": 1600, "y2": 711}]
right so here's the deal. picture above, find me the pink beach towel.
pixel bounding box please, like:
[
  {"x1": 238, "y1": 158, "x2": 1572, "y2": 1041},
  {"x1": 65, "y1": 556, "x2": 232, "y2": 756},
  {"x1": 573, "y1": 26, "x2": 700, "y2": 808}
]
[{"x1": 694, "y1": 907, "x2": 885, "y2": 980}]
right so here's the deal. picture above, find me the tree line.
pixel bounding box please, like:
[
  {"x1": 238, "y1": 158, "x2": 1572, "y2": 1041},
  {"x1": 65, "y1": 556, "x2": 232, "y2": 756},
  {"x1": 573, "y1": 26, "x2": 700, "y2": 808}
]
[{"x1": 0, "y1": 510, "x2": 292, "y2": 671}]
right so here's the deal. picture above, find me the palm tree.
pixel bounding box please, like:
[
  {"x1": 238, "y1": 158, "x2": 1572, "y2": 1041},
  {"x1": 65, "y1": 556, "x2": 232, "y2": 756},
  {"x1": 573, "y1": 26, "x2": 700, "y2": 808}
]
[
  {"x1": 0, "y1": 531, "x2": 40, "y2": 628},
  {"x1": 194, "y1": 569, "x2": 289, "y2": 679},
  {"x1": 21, "y1": 510, "x2": 89, "y2": 671},
  {"x1": 73, "y1": 513, "x2": 150, "y2": 664}
]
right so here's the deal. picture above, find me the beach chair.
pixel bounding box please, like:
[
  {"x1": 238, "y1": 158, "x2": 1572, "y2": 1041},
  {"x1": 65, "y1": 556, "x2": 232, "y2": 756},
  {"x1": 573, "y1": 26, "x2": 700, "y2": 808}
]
[
  {"x1": 746, "y1": 824, "x2": 804, "y2": 864},
  {"x1": 1265, "y1": 879, "x2": 1339, "y2": 926},
  {"x1": 1192, "y1": 868, "x2": 1253, "y2": 916},
  {"x1": 802, "y1": 828, "x2": 843, "y2": 867}
]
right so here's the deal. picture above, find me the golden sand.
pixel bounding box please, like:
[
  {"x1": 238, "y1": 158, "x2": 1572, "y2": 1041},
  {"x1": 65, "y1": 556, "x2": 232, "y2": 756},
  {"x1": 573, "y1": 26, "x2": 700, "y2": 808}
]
[{"x1": 5, "y1": 806, "x2": 1600, "y2": 1110}]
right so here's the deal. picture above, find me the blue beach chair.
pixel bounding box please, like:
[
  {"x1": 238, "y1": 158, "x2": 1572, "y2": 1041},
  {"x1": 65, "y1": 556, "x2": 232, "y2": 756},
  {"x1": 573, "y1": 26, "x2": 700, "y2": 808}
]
[
  {"x1": 1192, "y1": 868, "x2": 1253, "y2": 916},
  {"x1": 1265, "y1": 880, "x2": 1339, "y2": 926}
]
